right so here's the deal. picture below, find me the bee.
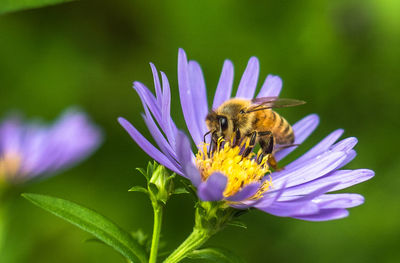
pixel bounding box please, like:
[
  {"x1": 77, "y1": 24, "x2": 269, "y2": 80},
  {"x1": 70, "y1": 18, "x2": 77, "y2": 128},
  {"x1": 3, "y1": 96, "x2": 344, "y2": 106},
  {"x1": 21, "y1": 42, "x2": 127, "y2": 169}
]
[{"x1": 205, "y1": 97, "x2": 305, "y2": 169}]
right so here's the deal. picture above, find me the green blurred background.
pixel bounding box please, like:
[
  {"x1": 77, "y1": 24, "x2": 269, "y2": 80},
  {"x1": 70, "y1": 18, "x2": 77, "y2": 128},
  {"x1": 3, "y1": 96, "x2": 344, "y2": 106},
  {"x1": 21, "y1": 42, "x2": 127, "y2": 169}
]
[{"x1": 0, "y1": 0, "x2": 399, "y2": 262}]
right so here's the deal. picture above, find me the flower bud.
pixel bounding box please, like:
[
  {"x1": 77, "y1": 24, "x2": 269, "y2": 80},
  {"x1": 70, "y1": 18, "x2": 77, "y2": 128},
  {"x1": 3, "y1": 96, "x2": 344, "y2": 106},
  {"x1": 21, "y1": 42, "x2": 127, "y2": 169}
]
[{"x1": 149, "y1": 164, "x2": 174, "y2": 205}]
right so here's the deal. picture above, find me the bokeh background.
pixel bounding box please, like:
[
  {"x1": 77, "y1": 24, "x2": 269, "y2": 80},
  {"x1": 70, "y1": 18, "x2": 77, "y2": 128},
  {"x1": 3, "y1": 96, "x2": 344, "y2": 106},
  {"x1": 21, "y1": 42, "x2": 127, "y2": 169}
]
[{"x1": 1, "y1": 0, "x2": 399, "y2": 262}]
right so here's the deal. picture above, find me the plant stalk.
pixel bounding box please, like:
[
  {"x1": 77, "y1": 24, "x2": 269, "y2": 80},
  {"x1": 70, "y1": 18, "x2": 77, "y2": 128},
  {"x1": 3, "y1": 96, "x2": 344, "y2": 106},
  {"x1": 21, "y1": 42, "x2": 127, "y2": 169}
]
[
  {"x1": 162, "y1": 228, "x2": 210, "y2": 263},
  {"x1": 149, "y1": 204, "x2": 163, "y2": 263}
]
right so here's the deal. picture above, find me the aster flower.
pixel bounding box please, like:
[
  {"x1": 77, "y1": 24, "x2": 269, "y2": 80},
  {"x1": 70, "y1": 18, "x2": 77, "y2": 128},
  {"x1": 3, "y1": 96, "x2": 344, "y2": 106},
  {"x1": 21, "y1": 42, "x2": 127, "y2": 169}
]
[
  {"x1": 0, "y1": 108, "x2": 102, "y2": 184},
  {"x1": 119, "y1": 49, "x2": 373, "y2": 222}
]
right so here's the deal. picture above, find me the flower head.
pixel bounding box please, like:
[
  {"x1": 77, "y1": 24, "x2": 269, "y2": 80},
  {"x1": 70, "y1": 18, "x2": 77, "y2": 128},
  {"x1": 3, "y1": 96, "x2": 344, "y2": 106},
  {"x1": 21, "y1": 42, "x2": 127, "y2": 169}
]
[
  {"x1": 119, "y1": 49, "x2": 374, "y2": 221},
  {"x1": 195, "y1": 138, "x2": 272, "y2": 200},
  {"x1": 0, "y1": 108, "x2": 102, "y2": 184}
]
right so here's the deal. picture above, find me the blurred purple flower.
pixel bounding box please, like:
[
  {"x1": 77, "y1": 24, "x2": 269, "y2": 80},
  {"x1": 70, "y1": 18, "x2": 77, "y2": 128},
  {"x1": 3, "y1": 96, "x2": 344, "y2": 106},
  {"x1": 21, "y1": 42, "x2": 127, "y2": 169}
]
[
  {"x1": 0, "y1": 109, "x2": 102, "y2": 183},
  {"x1": 119, "y1": 49, "x2": 374, "y2": 221}
]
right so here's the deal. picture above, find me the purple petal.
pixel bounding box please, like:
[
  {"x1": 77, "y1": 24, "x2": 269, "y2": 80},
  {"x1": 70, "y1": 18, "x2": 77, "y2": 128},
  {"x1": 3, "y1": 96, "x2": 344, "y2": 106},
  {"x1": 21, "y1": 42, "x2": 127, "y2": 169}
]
[
  {"x1": 175, "y1": 130, "x2": 202, "y2": 186},
  {"x1": 226, "y1": 182, "x2": 261, "y2": 202},
  {"x1": 25, "y1": 135, "x2": 63, "y2": 176},
  {"x1": 20, "y1": 123, "x2": 59, "y2": 177},
  {"x1": 273, "y1": 151, "x2": 347, "y2": 188},
  {"x1": 257, "y1": 75, "x2": 282, "y2": 98},
  {"x1": 118, "y1": 117, "x2": 180, "y2": 174},
  {"x1": 260, "y1": 183, "x2": 338, "y2": 217},
  {"x1": 18, "y1": 126, "x2": 48, "y2": 176},
  {"x1": 213, "y1": 60, "x2": 234, "y2": 109},
  {"x1": 134, "y1": 80, "x2": 179, "y2": 145},
  {"x1": 160, "y1": 72, "x2": 177, "y2": 148},
  {"x1": 197, "y1": 172, "x2": 227, "y2": 201},
  {"x1": 230, "y1": 199, "x2": 258, "y2": 210},
  {"x1": 314, "y1": 194, "x2": 364, "y2": 209},
  {"x1": 236, "y1": 57, "x2": 259, "y2": 99},
  {"x1": 150, "y1": 63, "x2": 163, "y2": 105},
  {"x1": 280, "y1": 169, "x2": 374, "y2": 196},
  {"x1": 178, "y1": 48, "x2": 203, "y2": 145},
  {"x1": 231, "y1": 186, "x2": 279, "y2": 209},
  {"x1": 259, "y1": 200, "x2": 319, "y2": 217},
  {"x1": 277, "y1": 182, "x2": 339, "y2": 202},
  {"x1": 142, "y1": 108, "x2": 178, "y2": 166},
  {"x1": 275, "y1": 114, "x2": 320, "y2": 161},
  {"x1": 337, "y1": 149, "x2": 356, "y2": 168},
  {"x1": 327, "y1": 138, "x2": 358, "y2": 170},
  {"x1": 294, "y1": 208, "x2": 349, "y2": 221},
  {"x1": 188, "y1": 60, "x2": 209, "y2": 136},
  {"x1": 0, "y1": 117, "x2": 22, "y2": 154},
  {"x1": 11, "y1": 110, "x2": 102, "y2": 179},
  {"x1": 286, "y1": 129, "x2": 344, "y2": 169},
  {"x1": 330, "y1": 137, "x2": 358, "y2": 153},
  {"x1": 133, "y1": 82, "x2": 162, "y2": 126},
  {"x1": 35, "y1": 111, "x2": 101, "y2": 173},
  {"x1": 251, "y1": 180, "x2": 289, "y2": 210}
]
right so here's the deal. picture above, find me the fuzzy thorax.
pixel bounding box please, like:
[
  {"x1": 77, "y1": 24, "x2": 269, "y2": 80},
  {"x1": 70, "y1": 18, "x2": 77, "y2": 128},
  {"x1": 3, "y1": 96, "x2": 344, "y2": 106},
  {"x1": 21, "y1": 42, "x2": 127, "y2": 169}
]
[{"x1": 195, "y1": 138, "x2": 272, "y2": 199}]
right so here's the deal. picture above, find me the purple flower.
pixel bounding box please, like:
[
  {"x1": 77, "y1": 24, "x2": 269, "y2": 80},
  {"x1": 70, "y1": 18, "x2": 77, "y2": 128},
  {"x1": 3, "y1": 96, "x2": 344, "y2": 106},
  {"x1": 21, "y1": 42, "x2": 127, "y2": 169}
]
[
  {"x1": 119, "y1": 49, "x2": 374, "y2": 221},
  {"x1": 0, "y1": 109, "x2": 102, "y2": 183}
]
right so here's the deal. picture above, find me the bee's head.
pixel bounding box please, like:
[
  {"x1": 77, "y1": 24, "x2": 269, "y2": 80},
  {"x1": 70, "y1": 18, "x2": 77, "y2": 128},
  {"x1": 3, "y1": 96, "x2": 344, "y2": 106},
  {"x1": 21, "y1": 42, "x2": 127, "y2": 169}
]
[{"x1": 205, "y1": 111, "x2": 231, "y2": 141}]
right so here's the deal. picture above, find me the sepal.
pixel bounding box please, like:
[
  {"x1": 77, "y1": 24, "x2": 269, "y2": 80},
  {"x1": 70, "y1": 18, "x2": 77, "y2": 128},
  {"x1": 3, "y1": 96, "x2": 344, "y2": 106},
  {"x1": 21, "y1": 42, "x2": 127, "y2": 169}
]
[
  {"x1": 173, "y1": 188, "x2": 190, "y2": 195},
  {"x1": 128, "y1": 186, "x2": 148, "y2": 194},
  {"x1": 194, "y1": 201, "x2": 236, "y2": 235},
  {"x1": 135, "y1": 167, "x2": 150, "y2": 182},
  {"x1": 179, "y1": 178, "x2": 197, "y2": 200},
  {"x1": 227, "y1": 220, "x2": 247, "y2": 229}
]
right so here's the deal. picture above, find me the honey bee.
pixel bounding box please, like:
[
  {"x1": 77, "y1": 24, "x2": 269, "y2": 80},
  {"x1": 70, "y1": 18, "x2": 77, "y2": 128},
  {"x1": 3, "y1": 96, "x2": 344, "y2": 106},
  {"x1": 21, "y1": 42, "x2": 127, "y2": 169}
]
[{"x1": 205, "y1": 97, "x2": 305, "y2": 169}]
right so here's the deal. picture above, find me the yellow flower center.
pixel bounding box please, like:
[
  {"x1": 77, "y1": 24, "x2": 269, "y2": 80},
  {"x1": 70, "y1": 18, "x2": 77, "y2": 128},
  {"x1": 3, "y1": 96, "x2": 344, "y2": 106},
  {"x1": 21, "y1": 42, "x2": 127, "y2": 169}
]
[
  {"x1": 195, "y1": 137, "x2": 272, "y2": 200},
  {"x1": 0, "y1": 152, "x2": 22, "y2": 179}
]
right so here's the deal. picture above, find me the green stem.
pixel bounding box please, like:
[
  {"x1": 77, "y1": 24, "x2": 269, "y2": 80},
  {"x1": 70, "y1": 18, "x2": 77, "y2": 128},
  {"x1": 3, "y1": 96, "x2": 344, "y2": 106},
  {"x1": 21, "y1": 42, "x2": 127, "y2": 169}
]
[
  {"x1": 149, "y1": 204, "x2": 163, "y2": 263},
  {"x1": 0, "y1": 204, "x2": 5, "y2": 252},
  {"x1": 163, "y1": 228, "x2": 210, "y2": 263},
  {"x1": 0, "y1": 184, "x2": 9, "y2": 253}
]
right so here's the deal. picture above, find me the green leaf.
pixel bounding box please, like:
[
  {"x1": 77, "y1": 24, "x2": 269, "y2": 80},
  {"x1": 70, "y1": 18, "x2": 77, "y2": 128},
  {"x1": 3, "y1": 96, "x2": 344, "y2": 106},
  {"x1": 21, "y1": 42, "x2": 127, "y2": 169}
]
[
  {"x1": 0, "y1": 0, "x2": 76, "y2": 15},
  {"x1": 128, "y1": 186, "x2": 148, "y2": 194},
  {"x1": 84, "y1": 237, "x2": 105, "y2": 245},
  {"x1": 147, "y1": 162, "x2": 155, "y2": 178},
  {"x1": 136, "y1": 168, "x2": 150, "y2": 182},
  {"x1": 166, "y1": 173, "x2": 176, "y2": 182},
  {"x1": 173, "y1": 187, "x2": 190, "y2": 195},
  {"x1": 188, "y1": 247, "x2": 246, "y2": 263},
  {"x1": 22, "y1": 193, "x2": 147, "y2": 263}
]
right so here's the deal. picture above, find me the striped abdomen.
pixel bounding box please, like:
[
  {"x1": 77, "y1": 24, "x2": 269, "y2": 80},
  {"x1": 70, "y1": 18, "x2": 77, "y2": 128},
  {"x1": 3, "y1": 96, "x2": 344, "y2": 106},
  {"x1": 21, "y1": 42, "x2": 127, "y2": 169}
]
[{"x1": 253, "y1": 109, "x2": 294, "y2": 145}]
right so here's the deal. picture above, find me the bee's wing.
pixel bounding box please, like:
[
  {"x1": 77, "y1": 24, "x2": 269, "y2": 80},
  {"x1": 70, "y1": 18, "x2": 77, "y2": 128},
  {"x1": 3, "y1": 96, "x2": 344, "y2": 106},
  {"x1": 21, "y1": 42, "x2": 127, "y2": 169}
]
[{"x1": 246, "y1": 97, "x2": 306, "y2": 113}]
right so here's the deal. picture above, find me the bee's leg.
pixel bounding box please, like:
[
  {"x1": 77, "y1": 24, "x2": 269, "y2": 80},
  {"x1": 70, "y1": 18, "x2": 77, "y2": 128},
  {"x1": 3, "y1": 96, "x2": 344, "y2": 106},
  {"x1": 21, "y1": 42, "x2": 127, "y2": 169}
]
[
  {"x1": 207, "y1": 140, "x2": 213, "y2": 157},
  {"x1": 203, "y1": 130, "x2": 211, "y2": 144},
  {"x1": 234, "y1": 128, "x2": 241, "y2": 146},
  {"x1": 242, "y1": 131, "x2": 257, "y2": 157},
  {"x1": 258, "y1": 131, "x2": 273, "y2": 154},
  {"x1": 268, "y1": 155, "x2": 280, "y2": 170},
  {"x1": 208, "y1": 131, "x2": 217, "y2": 157},
  {"x1": 257, "y1": 131, "x2": 280, "y2": 170}
]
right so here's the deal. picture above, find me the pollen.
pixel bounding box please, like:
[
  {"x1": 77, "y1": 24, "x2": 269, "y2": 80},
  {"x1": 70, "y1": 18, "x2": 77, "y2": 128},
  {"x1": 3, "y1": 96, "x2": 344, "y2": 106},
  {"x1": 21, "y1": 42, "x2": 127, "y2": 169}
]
[{"x1": 195, "y1": 138, "x2": 272, "y2": 200}]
